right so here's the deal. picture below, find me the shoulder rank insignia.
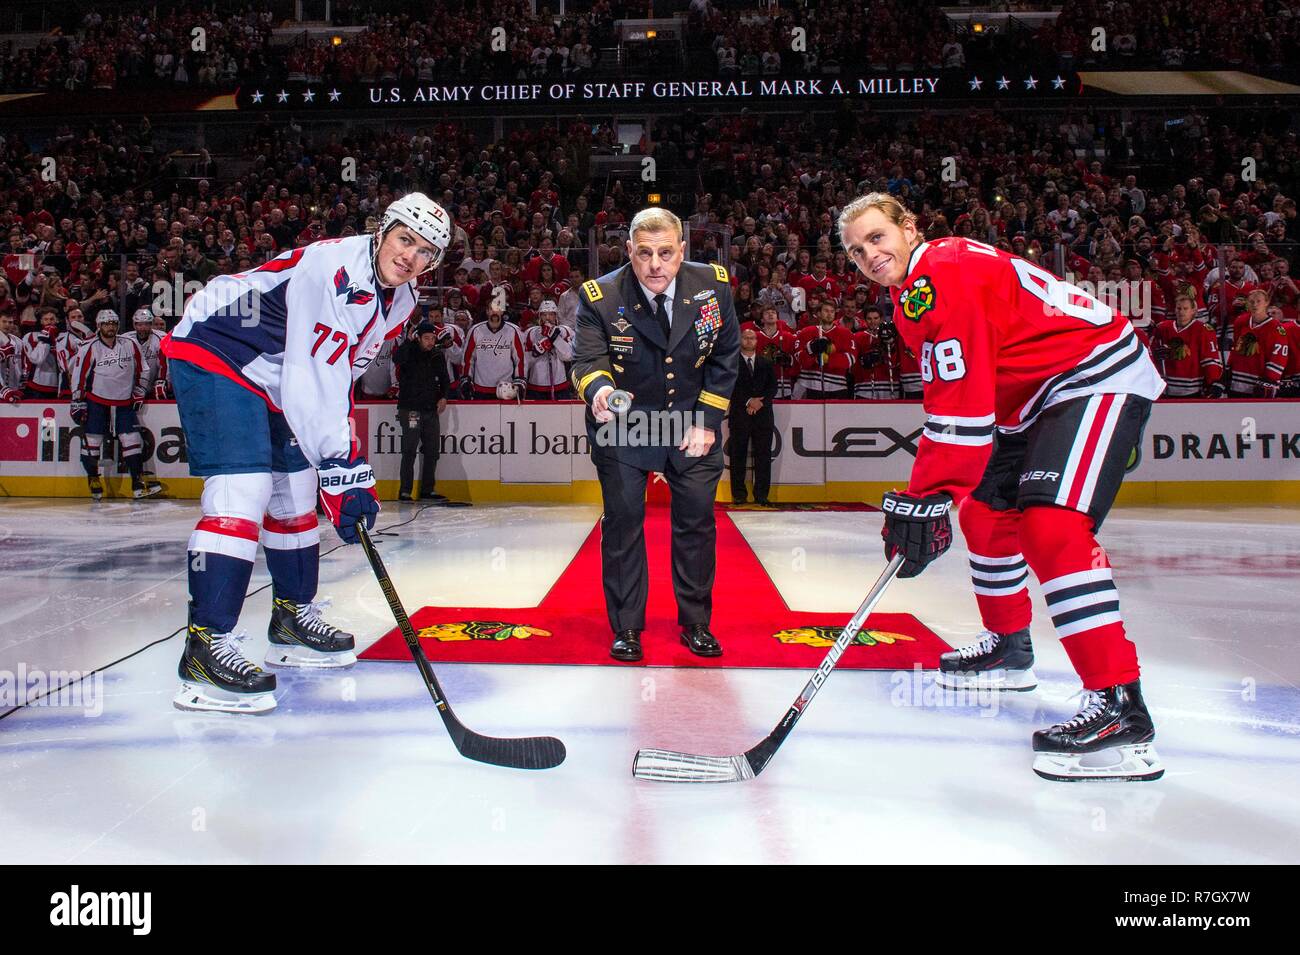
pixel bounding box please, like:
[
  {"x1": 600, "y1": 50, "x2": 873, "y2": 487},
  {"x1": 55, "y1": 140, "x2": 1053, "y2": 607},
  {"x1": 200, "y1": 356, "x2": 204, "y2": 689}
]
[
  {"x1": 899, "y1": 275, "x2": 936, "y2": 322},
  {"x1": 582, "y1": 279, "x2": 603, "y2": 303},
  {"x1": 711, "y1": 263, "x2": 730, "y2": 284}
]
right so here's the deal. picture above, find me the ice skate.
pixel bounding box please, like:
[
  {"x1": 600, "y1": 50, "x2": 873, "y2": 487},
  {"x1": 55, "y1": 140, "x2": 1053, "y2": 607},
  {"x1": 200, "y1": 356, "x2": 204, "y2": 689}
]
[
  {"x1": 1032, "y1": 680, "x2": 1163, "y2": 782},
  {"x1": 265, "y1": 595, "x2": 357, "y2": 668},
  {"x1": 937, "y1": 627, "x2": 1037, "y2": 691},
  {"x1": 174, "y1": 623, "x2": 277, "y2": 715},
  {"x1": 132, "y1": 477, "x2": 163, "y2": 499},
  {"x1": 87, "y1": 475, "x2": 103, "y2": 501}
]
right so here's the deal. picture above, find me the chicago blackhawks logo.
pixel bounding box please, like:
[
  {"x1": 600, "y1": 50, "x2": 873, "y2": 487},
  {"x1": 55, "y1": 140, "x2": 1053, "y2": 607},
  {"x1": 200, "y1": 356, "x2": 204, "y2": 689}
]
[
  {"x1": 1167, "y1": 336, "x2": 1189, "y2": 361},
  {"x1": 900, "y1": 275, "x2": 936, "y2": 321},
  {"x1": 774, "y1": 626, "x2": 916, "y2": 648},
  {"x1": 333, "y1": 266, "x2": 375, "y2": 306},
  {"x1": 1234, "y1": 332, "x2": 1260, "y2": 356},
  {"x1": 418, "y1": 621, "x2": 553, "y2": 642}
]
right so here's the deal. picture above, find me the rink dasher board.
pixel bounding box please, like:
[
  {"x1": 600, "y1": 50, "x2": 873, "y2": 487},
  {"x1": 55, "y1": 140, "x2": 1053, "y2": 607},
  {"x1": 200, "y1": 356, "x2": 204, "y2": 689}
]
[{"x1": 1, "y1": 399, "x2": 1297, "y2": 504}]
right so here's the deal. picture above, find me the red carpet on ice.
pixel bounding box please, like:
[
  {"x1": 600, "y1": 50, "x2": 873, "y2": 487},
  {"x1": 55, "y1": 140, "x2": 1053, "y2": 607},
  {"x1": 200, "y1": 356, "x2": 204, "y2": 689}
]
[{"x1": 360, "y1": 507, "x2": 949, "y2": 669}]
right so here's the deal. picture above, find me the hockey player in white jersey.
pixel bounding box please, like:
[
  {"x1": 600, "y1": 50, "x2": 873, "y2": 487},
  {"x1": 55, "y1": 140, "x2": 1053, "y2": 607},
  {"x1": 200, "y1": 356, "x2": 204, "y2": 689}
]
[
  {"x1": 129, "y1": 308, "x2": 169, "y2": 398},
  {"x1": 162, "y1": 192, "x2": 450, "y2": 714},
  {"x1": 460, "y1": 303, "x2": 525, "y2": 399},
  {"x1": 68, "y1": 310, "x2": 155, "y2": 501},
  {"x1": 355, "y1": 337, "x2": 398, "y2": 399},
  {"x1": 522, "y1": 300, "x2": 575, "y2": 399},
  {"x1": 0, "y1": 313, "x2": 22, "y2": 403},
  {"x1": 21, "y1": 308, "x2": 63, "y2": 398}
]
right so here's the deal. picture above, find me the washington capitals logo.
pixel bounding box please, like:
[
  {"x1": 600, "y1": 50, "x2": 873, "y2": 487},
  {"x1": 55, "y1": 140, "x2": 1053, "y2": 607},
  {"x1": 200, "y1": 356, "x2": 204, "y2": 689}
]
[{"x1": 333, "y1": 267, "x2": 374, "y2": 306}]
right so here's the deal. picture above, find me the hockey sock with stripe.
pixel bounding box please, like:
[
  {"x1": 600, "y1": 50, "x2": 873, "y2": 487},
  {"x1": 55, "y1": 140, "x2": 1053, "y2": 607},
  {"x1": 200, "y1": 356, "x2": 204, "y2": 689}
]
[{"x1": 1020, "y1": 505, "x2": 1139, "y2": 690}]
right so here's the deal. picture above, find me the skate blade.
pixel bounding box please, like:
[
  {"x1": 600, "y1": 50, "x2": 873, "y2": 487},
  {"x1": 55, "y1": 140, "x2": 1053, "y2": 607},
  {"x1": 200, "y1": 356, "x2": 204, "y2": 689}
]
[
  {"x1": 264, "y1": 646, "x2": 358, "y2": 669},
  {"x1": 172, "y1": 682, "x2": 277, "y2": 715},
  {"x1": 936, "y1": 667, "x2": 1037, "y2": 692},
  {"x1": 1032, "y1": 742, "x2": 1164, "y2": 782}
]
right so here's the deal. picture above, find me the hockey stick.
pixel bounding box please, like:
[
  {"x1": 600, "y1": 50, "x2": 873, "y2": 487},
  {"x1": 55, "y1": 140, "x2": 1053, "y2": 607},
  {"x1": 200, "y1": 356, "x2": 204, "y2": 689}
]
[
  {"x1": 633, "y1": 552, "x2": 905, "y2": 783},
  {"x1": 357, "y1": 525, "x2": 566, "y2": 770}
]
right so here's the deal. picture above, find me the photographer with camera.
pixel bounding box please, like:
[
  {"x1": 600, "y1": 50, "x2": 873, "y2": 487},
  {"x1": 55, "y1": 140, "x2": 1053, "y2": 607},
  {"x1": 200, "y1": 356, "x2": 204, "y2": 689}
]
[{"x1": 394, "y1": 321, "x2": 452, "y2": 501}]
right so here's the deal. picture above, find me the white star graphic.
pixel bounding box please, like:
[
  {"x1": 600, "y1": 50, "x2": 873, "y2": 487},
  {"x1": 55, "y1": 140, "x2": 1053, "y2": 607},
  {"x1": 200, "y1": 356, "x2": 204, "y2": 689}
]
[
  {"x1": 1053, "y1": 75, "x2": 1067, "y2": 90},
  {"x1": 996, "y1": 76, "x2": 1010, "y2": 90},
  {"x1": 250, "y1": 90, "x2": 264, "y2": 104},
  {"x1": 1024, "y1": 75, "x2": 1039, "y2": 90},
  {"x1": 328, "y1": 88, "x2": 342, "y2": 102},
  {"x1": 968, "y1": 76, "x2": 983, "y2": 91},
  {"x1": 276, "y1": 89, "x2": 289, "y2": 103},
  {"x1": 302, "y1": 88, "x2": 315, "y2": 103}
]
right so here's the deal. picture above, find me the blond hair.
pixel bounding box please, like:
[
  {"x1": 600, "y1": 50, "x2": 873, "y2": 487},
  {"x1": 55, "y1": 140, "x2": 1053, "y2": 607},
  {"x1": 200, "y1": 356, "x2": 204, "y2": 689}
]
[
  {"x1": 628, "y1": 207, "x2": 683, "y2": 243},
  {"x1": 836, "y1": 192, "x2": 917, "y2": 247}
]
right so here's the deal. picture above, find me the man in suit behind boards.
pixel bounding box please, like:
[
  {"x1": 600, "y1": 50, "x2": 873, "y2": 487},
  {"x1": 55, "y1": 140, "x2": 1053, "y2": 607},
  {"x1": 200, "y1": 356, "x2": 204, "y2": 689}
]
[{"x1": 729, "y1": 325, "x2": 778, "y2": 506}]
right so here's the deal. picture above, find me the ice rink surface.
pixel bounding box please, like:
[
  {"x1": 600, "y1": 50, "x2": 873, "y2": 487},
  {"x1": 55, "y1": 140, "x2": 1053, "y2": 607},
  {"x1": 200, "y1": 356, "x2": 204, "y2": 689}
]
[{"x1": 1, "y1": 498, "x2": 1296, "y2": 864}]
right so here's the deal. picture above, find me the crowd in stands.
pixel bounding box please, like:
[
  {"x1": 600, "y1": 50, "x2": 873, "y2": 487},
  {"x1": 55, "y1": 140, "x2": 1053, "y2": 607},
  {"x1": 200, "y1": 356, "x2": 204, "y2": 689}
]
[
  {"x1": 2, "y1": 99, "x2": 1297, "y2": 402},
  {"x1": 4, "y1": 1, "x2": 1300, "y2": 94}
]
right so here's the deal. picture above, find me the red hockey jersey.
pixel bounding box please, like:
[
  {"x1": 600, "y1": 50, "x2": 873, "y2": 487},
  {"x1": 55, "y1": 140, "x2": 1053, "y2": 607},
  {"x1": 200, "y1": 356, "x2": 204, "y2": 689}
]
[
  {"x1": 1153, "y1": 318, "x2": 1223, "y2": 397},
  {"x1": 1227, "y1": 315, "x2": 1290, "y2": 395},
  {"x1": 795, "y1": 322, "x2": 855, "y2": 393},
  {"x1": 851, "y1": 328, "x2": 899, "y2": 399},
  {"x1": 889, "y1": 237, "x2": 1165, "y2": 502},
  {"x1": 744, "y1": 321, "x2": 798, "y2": 396}
]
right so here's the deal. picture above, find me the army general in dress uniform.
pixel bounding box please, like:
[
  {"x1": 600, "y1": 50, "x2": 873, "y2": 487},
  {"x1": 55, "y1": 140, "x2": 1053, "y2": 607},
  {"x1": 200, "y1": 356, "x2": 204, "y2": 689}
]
[{"x1": 570, "y1": 208, "x2": 740, "y2": 662}]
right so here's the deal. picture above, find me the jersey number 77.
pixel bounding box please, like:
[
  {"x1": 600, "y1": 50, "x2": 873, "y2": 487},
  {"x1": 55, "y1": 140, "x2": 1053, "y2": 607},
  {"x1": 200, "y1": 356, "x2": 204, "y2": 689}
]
[{"x1": 311, "y1": 322, "x2": 349, "y2": 365}]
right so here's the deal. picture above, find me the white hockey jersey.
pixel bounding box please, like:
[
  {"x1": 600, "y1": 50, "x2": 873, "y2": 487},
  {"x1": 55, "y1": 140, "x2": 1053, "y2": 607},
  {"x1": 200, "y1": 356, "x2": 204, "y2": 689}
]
[
  {"x1": 357, "y1": 338, "x2": 398, "y2": 397},
  {"x1": 434, "y1": 322, "x2": 465, "y2": 379},
  {"x1": 70, "y1": 335, "x2": 146, "y2": 405},
  {"x1": 523, "y1": 322, "x2": 575, "y2": 392},
  {"x1": 462, "y1": 319, "x2": 525, "y2": 395},
  {"x1": 21, "y1": 330, "x2": 61, "y2": 394},
  {"x1": 127, "y1": 329, "x2": 168, "y2": 396},
  {"x1": 164, "y1": 235, "x2": 418, "y2": 465},
  {"x1": 0, "y1": 331, "x2": 23, "y2": 393}
]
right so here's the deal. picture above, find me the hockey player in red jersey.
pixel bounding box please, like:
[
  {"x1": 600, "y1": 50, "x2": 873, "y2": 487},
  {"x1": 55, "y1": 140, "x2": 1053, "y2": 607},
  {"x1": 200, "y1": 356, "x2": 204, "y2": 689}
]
[
  {"x1": 795, "y1": 301, "x2": 856, "y2": 397},
  {"x1": 746, "y1": 307, "x2": 798, "y2": 397},
  {"x1": 1152, "y1": 294, "x2": 1225, "y2": 397},
  {"x1": 851, "y1": 306, "x2": 899, "y2": 400},
  {"x1": 1226, "y1": 290, "x2": 1290, "y2": 397},
  {"x1": 839, "y1": 193, "x2": 1166, "y2": 781},
  {"x1": 1279, "y1": 307, "x2": 1300, "y2": 397}
]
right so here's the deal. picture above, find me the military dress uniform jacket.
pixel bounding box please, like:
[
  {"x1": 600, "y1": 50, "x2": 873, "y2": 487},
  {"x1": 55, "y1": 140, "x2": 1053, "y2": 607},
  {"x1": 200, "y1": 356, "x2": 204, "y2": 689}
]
[{"x1": 570, "y1": 260, "x2": 740, "y2": 471}]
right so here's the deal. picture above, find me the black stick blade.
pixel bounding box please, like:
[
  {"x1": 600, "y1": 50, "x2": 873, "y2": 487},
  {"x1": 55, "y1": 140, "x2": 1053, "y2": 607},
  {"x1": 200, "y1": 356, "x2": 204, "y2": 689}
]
[{"x1": 456, "y1": 730, "x2": 567, "y2": 770}]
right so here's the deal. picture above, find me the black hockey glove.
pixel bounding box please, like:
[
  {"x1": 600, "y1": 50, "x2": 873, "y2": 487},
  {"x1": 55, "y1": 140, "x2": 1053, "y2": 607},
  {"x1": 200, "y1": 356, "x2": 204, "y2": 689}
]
[
  {"x1": 70, "y1": 400, "x2": 88, "y2": 426},
  {"x1": 1203, "y1": 380, "x2": 1226, "y2": 399},
  {"x1": 457, "y1": 377, "x2": 475, "y2": 400},
  {"x1": 859, "y1": 349, "x2": 881, "y2": 369},
  {"x1": 881, "y1": 489, "x2": 953, "y2": 578}
]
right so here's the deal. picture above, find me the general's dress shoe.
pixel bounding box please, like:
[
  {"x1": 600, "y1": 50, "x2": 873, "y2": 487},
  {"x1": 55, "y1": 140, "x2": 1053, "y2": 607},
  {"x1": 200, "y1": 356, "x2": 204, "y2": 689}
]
[
  {"x1": 610, "y1": 629, "x2": 643, "y2": 662},
  {"x1": 680, "y1": 623, "x2": 722, "y2": 657}
]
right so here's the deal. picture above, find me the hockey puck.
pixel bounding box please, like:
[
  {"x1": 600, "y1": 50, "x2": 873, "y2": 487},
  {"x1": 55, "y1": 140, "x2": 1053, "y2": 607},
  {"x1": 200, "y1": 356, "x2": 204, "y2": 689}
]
[{"x1": 607, "y1": 389, "x2": 633, "y2": 415}]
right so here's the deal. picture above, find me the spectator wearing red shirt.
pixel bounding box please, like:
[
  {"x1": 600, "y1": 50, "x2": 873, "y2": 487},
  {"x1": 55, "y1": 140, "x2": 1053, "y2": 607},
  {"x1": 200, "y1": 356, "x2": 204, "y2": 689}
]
[
  {"x1": 796, "y1": 255, "x2": 841, "y2": 306},
  {"x1": 521, "y1": 237, "x2": 571, "y2": 284}
]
